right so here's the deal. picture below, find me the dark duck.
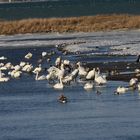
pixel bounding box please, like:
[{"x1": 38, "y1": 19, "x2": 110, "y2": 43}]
[{"x1": 58, "y1": 94, "x2": 67, "y2": 103}]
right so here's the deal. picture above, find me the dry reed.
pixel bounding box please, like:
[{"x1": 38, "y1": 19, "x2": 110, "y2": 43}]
[{"x1": 1, "y1": 14, "x2": 140, "y2": 35}]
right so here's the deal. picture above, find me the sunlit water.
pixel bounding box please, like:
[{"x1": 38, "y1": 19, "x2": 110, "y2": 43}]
[{"x1": 0, "y1": 32, "x2": 140, "y2": 139}]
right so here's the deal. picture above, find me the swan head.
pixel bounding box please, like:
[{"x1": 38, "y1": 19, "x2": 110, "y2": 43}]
[
  {"x1": 96, "y1": 67, "x2": 100, "y2": 71},
  {"x1": 76, "y1": 62, "x2": 81, "y2": 66},
  {"x1": 63, "y1": 60, "x2": 70, "y2": 65}
]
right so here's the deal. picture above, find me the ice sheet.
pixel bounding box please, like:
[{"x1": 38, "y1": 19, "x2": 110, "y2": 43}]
[{"x1": 0, "y1": 30, "x2": 140, "y2": 55}]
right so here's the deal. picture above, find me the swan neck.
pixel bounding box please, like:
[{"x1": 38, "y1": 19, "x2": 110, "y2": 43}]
[
  {"x1": 35, "y1": 72, "x2": 39, "y2": 80},
  {"x1": 95, "y1": 71, "x2": 99, "y2": 78},
  {"x1": 60, "y1": 78, "x2": 63, "y2": 84},
  {"x1": 0, "y1": 70, "x2": 2, "y2": 78}
]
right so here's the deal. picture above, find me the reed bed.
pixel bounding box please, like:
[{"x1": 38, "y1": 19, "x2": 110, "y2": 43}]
[{"x1": 1, "y1": 14, "x2": 140, "y2": 35}]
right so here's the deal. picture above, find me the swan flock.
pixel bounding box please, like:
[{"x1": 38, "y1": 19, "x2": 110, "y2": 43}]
[{"x1": 0, "y1": 50, "x2": 140, "y2": 95}]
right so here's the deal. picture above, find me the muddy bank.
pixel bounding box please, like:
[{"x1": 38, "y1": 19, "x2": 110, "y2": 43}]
[{"x1": 85, "y1": 61, "x2": 140, "y2": 82}]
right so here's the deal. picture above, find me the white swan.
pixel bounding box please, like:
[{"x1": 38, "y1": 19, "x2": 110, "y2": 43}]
[
  {"x1": 57, "y1": 63, "x2": 65, "y2": 79},
  {"x1": 0, "y1": 56, "x2": 7, "y2": 60},
  {"x1": 25, "y1": 52, "x2": 32, "y2": 59},
  {"x1": 19, "y1": 61, "x2": 26, "y2": 67},
  {"x1": 63, "y1": 59, "x2": 70, "y2": 65},
  {"x1": 115, "y1": 86, "x2": 129, "y2": 94},
  {"x1": 33, "y1": 64, "x2": 42, "y2": 74},
  {"x1": 47, "y1": 66, "x2": 61, "y2": 81},
  {"x1": 135, "y1": 69, "x2": 140, "y2": 73},
  {"x1": 42, "y1": 52, "x2": 47, "y2": 57},
  {"x1": 46, "y1": 73, "x2": 52, "y2": 81},
  {"x1": 129, "y1": 78, "x2": 138, "y2": 86},
  {"x1": 0, "y1": 72, "x2": 5, "y2": 77},
  {"x1": 0, "y1": 66, "x2": 7, "y2": 70},
  {"x1": 35, "y1": 72, "x2": 46, "y2": 80},
  {"x1": 13, "y1": 71, "x2": 22, "y2": 78},
  {"x1": 22, "y1": 63, "x2": 33, "y2": 72},
  {"x1": 53, "y1": 78, "x2": 64, "y2": 89},
  {"x1": 4, "y1": 62, "x2": 13, "y2": 70},
  {"x1": 14, "y1": 65, "x2": 21, "y2": 71},
  {"x1": 0, "y1": 63, "x2": 4, "y2": 67},
  {"x1": 86, "y1": 68, "x2": 95, "y2": 80},
  {"x1": 77, "y1": 62, "x2": 87, "y2": 77},
  {"x1": 94, "y1": 69, "x2": 107, "y2": 85},
  {"x1": 0, "y1": 70, "x2": 9, "y2": 82},
  {"x1": 0, "y1": 77, "x2": 9, "y2": 82},
  {"x1": 0, "y1": 63, "x2": 10, "y2": 70},
  {"x1": 84, "y1": 82, "x2": 94, "y2": 90},
  {"x1": 48, "y1": 63, "x2": 65, "y2": 80},
  {"x1": 9, "y1": 70, "x2": 22, "y2": 78}
]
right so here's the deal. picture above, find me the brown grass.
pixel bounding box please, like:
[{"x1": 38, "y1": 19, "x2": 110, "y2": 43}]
[{"x1": 1, "y1": 14, "x2": 140, "y2": 35}]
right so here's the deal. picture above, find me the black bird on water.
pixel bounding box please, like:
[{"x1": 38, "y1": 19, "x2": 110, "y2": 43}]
[{"x1": 136, "y1": 55, "x2": 140, "y2": 63}]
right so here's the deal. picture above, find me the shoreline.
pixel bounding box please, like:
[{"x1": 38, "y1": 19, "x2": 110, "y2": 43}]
[
  {"x1": 1, "y1": 14, "x2": 140, "y2": 35},
  {"x1": 86, "y1": 61, "x2": 140, "y2": 80}
]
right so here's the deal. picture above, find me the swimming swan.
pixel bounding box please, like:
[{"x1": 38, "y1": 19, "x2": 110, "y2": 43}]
[
  {"x1": 33, "y1": 64, "x2": 42, "y2": 74},
  {"x1": 94, "y1": 70, "x2": 107, "y2": 85},
  {"x1": 0, "y1": 70, "x2": 9, "y2": 82},
  {"x1": 84, "y1": 82, "x2": 94, "y2": 90},
  {"x1": 53, "y1": 78, "x2": 64, "y2": 89},
  {"x1": 129, "y1": 78, "x2": 138, "y2": 86},
  {"x1": 25, "y1": 52, "x2": 32, "y2": 59},
  {"x1": 77, "y1": 62, "x2": 87, "y2": 77},
  {"x1": 115, "y1": 86, "x2": 129, "y2": 94},
  {"x1": 35, "y1": 72, "x2": 46, "y2": 80},
  {"x1": 86, "y1": 68, "x2": 95, "y2": 80}
]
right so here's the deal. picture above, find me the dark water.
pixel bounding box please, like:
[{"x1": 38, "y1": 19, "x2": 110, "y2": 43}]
[
  {"x1": 0, "y1": 45, "x2": 140, "y2": 139},
  {"x1": 0, "y1": 0, "x2": 140, "y2": 20}
]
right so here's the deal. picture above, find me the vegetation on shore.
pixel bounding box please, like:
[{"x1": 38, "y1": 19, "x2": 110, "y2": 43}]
[{"x1": 1, "y1": 14, "x2": 140, "y2": 35}]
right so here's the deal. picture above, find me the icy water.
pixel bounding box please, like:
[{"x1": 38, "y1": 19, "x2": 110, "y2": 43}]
[
  {"x1": 0, "y1": 0, "x2": 140, "y2": 20},
  {"x1": 0, "y1": 31, "x2": 140, "y2": 139}
]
